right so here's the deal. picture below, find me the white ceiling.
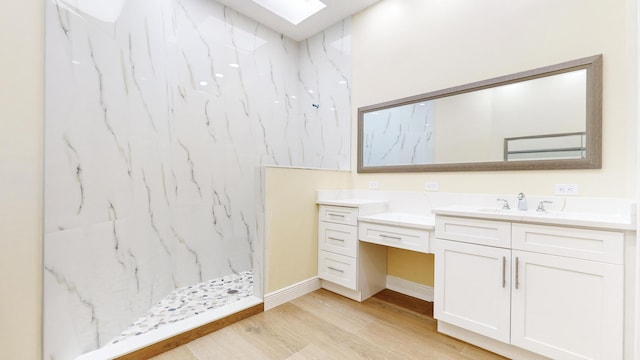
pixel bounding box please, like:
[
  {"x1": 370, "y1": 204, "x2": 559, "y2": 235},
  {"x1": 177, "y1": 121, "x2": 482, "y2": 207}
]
[{"x1": 215, "y1": 0, "x2": 381, "y2": 42}]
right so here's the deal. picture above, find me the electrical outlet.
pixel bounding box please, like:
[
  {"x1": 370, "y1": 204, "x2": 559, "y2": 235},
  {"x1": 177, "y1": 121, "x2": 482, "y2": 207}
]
[
  {"x1": 554, "y1": 183, "x2": 579, "y2": 195},
  {"x1": 424, "y1": 182, "x2": 439, "y2": 191},
  {"x1": 368, "y1": 181, "x2": 379, "y2": 190}
]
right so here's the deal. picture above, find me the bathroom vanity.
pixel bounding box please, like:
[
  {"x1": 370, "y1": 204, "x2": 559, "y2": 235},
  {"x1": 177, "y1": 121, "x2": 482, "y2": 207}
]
[
  {"x1": 316, "y1": 196, "x2": 435, "y2": 301},
  {"x1": 316, "y1": 190, "x2": 636, "y2": 360},
  {"x1": 432, "y1": 208, "x2": 632, "y2": 360},
  {"x1": 317, "y1": 200, "x2": 388, "y2": 301}
]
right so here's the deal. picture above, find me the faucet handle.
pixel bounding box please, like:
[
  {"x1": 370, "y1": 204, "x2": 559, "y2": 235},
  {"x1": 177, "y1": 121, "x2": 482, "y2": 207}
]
[
  {"x1": 496, "y1": 198, "x2": 510, "y2": 210},
  {"x1": 536, "y1": 201, "x2": 553, "y2": 212}
]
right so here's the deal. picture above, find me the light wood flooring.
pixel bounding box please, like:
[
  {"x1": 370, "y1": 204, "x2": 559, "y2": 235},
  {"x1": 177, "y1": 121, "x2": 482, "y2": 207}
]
[{"x1": 150, "y1": 288, "x2": 507, "y2": 360}]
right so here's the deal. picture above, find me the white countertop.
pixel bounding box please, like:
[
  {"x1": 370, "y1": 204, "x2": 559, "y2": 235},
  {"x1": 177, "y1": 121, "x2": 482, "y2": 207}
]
[
  {"x1": 315, "y1": 190, "x2": 636, "y2": 232},
  {"x1": 316, "y1": 198, "x2": 388, "y2": 207},
  {"x1": 358, "y1": 212, "x2": 435, "y2": 230},
  {"x1": 432, "y1": 205, "x2": 636, "y2": 231}
]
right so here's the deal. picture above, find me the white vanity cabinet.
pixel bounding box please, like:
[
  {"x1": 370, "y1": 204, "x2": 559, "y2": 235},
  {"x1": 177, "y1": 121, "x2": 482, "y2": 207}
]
[
  {"x1": 434, "y1": 216, "x2": 512, "y2": 342},
  {"x1": 317, "y1": 203, "x2": 387, "y2": 302},
  {"x1": 317, "y1": 205, "x2": 359, "y2": 289},
  {"x1": 434, "y1": 215, "x2": 624, "y2": 360},
  {"x1": 434, "y1": 239, "x2": 512, "y2": 342},
  {"x1": 510, "y1": 223, "x2": 624, "y2": 360},
  {"x1": 510, "y1": 249, "x2": 623, "y2": 359}
]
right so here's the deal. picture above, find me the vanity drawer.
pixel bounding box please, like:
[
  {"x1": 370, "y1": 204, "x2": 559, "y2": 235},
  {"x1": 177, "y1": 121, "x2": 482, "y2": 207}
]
[
  {"x1": 318, "y1": 205, "x2": 358, "y2": 226},
  {"x1": 319, "y1": 222, "x2": 358, "y2": 257},
  {"x1": 318, "y1": 250, "x2": 357, "y2": 290},
  {"x1": 358, "y1": 222, "x2": 430, "y2": 253},
  {"x1": 512, "y1": 223, "x2": 624, "y2": 264},
  {"x1": 435, "y1": 215, "x2": 511, "y2": 248}
]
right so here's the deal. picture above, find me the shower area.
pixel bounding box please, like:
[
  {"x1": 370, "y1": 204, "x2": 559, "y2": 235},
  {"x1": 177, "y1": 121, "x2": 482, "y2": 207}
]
[{"x1": 43, "y1": 0, "x2": 351, "y2": 358}]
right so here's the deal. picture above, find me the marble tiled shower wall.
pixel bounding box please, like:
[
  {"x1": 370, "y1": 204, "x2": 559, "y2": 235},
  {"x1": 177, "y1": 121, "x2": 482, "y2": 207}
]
[{"x1": 43, "y1": 0, "x2": 351, "y2": 358}]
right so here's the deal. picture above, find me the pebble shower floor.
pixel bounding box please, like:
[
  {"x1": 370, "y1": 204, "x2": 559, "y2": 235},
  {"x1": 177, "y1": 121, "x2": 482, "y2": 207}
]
[{"x1": 110, "y1": 270, "x2": 254, "y2": 344}]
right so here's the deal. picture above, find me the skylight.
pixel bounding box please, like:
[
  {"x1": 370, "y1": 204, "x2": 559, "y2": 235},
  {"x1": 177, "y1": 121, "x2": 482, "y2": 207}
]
[{"x1": 251, "y1": 0, "x2": 327, "y2": 25}]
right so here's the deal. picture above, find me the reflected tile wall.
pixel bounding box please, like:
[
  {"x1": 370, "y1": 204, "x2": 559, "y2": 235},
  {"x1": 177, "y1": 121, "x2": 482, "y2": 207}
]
[
  {"x1": 44, "y1": 0, "x2": 351, "y2": 358},
  {"x1": 363, "y1": 101, "x2": 434, "y2": 167}
]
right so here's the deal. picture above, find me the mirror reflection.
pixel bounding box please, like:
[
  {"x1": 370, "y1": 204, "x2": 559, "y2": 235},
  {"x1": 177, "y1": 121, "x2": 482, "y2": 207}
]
[{"x1": 358, "y1": 55, "x2": 601, "y2": 172}]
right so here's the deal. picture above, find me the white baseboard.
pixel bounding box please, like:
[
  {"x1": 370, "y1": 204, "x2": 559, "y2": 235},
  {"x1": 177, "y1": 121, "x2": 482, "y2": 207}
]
[
  {"x1": 264, "y1": 275, "x2": 431, "y2": 311},
  {"x1": 264, "y1": 277, "x2": 321, "y2": 311},
  {"x1": 386, "y1": 275, "x2": 434, "y2": 302}
]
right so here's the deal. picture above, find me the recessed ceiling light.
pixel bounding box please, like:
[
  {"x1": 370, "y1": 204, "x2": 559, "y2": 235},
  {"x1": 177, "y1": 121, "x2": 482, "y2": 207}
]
[
  {"x1": 199, "y1": 81, "x2": 208, "y2": 86},
  {"x1": 215, "y1": 73, "x2": 224, "y2": 78},
  {"x1": 229, "y1": 63, "x2": 240, "y2": 68},
  {"x1": 251, "y1": 0, "x2": 326, "y2": 25}
]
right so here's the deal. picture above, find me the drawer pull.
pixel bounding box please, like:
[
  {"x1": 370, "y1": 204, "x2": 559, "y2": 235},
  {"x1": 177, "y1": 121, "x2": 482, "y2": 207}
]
[
  {"x1": 327, "y1": 236, "x2": 345, "y2": 242},
  {"x1": 515, "y1": 257, "x2": 520, "y2": 290},
  {"x1": 328, "y1": 266, "x2": 344, "y2": 273},
  {"x1": 379, "y1": 234, "x2": 402, "y2": 241},
  {"x1": 502, "y1": 256, "x2": 506, "y2": 288},
  {"x1": 328, "y1": 213, "x2": 346, "y2": 218}
]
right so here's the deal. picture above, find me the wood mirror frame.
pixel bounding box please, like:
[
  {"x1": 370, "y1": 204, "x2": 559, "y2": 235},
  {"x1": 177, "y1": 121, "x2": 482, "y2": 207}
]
[{"x1": 357, "y1": 54, "x2": 602, "y2": 173}]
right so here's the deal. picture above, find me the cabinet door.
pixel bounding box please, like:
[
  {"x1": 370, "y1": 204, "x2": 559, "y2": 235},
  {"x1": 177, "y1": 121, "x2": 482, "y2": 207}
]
[
  {"x1": 434, "y1": 239, "x2": 511, "y2": 343},
  {"x1": 511, "y1": 250, "x2": 623, "y2": 360}
]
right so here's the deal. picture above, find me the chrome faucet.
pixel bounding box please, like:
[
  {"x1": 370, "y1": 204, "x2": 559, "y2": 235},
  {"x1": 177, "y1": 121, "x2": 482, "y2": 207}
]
[
  {"x1": 537, "y1": 200, "x2": 553, "y2": 212},
  {"x1": 496, "y1": 198, "x2": 510, "y2": 210},
  {"x1": 517, "y1": 192, "x2": 527, "y2": 211}
]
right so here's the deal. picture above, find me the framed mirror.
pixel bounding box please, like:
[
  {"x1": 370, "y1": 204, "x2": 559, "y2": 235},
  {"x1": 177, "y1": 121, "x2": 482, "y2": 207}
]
[{"x1": 357, "y1": 54, "x2": 602, "y2": 173}]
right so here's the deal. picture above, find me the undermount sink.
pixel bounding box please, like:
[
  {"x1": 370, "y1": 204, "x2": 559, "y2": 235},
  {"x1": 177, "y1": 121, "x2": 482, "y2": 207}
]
[
  {"x1": 476, "y1": 208, "x2": 522, "y2": 214},
  {"x1": 476, "y1": 208, "x2": 505, "y2": 213},
  {"x1": 474, "y1": 208, "x2": 557, "y2": 216}
]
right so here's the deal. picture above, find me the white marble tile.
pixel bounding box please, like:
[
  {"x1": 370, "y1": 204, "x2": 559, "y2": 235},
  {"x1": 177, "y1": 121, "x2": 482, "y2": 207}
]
[
  {"x1": 44, "y1": 220, "x2": 147, "y2": 358},
  {"x1": 45, "y1": 0, "x2": 352, "y2": 358},
  {"x1": 297, "y1": 18, "x2": 352, "y2": 170}
]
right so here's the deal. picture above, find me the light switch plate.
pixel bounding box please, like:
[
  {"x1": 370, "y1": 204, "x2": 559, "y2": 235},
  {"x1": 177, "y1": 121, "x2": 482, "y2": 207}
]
[
  {"x1": 368, "y1": 181, "x2": 379, "y2": 190},
  {"x1": 554, "y1": 183, "x2": 579, "y2": 195},
  {"x1": 424, "y1": 182, "x2": 439, "y2": 191}
]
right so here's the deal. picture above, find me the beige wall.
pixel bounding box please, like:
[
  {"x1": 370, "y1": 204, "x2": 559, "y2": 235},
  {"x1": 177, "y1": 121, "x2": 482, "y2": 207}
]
[
  {"x1": 388, "y1": 249, "x2": 434, "y2": 287},
  {"x1": 264, "y1": 167, "x2": 352, "y2": 293},
  {"x1": 350, "y1": 0, "x2": 637, "y2": 285},
  {"x1": 0, "y1": 0, "x2": 44, "y2": 359},
  {"x1": 352, "y1": 0, "x2": 637, "y2": 197}
]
